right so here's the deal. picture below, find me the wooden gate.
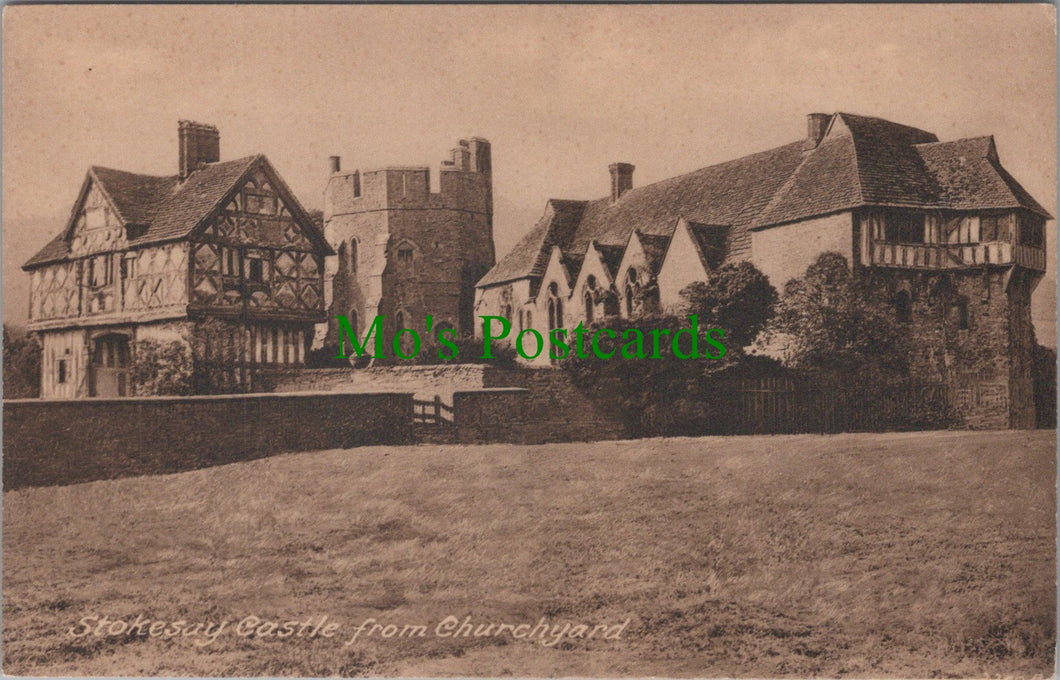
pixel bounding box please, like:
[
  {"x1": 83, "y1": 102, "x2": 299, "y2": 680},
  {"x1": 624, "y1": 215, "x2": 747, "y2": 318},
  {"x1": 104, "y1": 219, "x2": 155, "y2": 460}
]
[{"x1": 413, "y1": 396, "x2": 454, "y2": 426}]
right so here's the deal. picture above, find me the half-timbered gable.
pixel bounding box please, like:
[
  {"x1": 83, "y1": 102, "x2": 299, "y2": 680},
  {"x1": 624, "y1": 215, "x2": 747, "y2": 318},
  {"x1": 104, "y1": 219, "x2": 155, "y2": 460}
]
[
  {"x1": 23, "y1": 121, "x2": 331, "y2": 398},
  {"x1": 189, "y1": 160, "x2": 327, "y2": 321}
]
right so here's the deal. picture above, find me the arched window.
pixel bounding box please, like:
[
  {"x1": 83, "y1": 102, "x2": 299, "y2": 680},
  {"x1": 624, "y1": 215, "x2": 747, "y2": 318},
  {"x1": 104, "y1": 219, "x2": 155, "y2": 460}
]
[
  {"x1": 349, "y1": 239, "x2": 358, "y2": 274},
  {"x1": 525, "y1": 310, "x2": 532, "y2": 329},
  {"x1": 547, "y1": 282, "x2": 563, "y2": 331},
  {"x1": 395, "y1": 310, "x2": 406, "y2": 331},
  {"x1": 503, "y1": 303, "x2": 512, "y2": 322},
  {"x1": 894, "y1": 290, "x2": 911, "y2": 323},
  {"x1": 584, "y1": 291, "x2": 594, "y2": 323},
  {"x1": 625, "y1": 284, "x2": 634, "y2": 317}
]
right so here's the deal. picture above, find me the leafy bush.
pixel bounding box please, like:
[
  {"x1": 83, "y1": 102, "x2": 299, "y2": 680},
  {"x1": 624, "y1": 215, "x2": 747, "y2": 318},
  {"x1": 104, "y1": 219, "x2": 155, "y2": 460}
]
[
  {"x1": 129, "y1": 339, "x2": 194, "y2": 396},
  {"x1": 3, "y1": 325, "x2": 41, "y2": 398},
  {"x1": 563, "y1": 262, "x2": 780, "y2": 436},
  {"x1": 678, "y1": 261, "x2": 778, "y2": 352},
  {"x1": 767, "y1": 252, "x2": 910, "y2": 375},
  {"x1": 408, "y1": 333, "x2": 519, "y2": 368},
  {"x1": 562, "y1": 314, "x2": 746, "y2": 436},
  {"x1": 1032, "y1": 337, "x2": 1056, "y2": 428}
]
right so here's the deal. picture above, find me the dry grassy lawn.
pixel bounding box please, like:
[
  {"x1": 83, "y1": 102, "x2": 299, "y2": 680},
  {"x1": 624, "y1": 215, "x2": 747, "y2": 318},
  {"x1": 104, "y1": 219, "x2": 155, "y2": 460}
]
[{"x1": 2, "y1": 430, "x2": 1055, "y2": 677}]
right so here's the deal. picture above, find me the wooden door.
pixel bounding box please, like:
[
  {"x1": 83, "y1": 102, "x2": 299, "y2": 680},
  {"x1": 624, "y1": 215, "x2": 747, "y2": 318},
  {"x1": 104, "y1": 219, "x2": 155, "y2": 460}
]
[{"x1": 90, "y1": 334, "x2": 130, "y2": 397}]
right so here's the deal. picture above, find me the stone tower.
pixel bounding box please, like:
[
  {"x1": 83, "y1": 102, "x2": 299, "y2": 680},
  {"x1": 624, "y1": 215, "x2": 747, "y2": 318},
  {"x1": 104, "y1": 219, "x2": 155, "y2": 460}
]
[{"x1": 320, "y1": 139, "x2": 495, "y2": 355}]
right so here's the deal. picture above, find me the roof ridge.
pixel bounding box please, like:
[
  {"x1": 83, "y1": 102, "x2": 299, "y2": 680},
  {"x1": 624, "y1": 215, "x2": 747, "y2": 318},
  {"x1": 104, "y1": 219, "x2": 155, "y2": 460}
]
[
  {"x1": 914, "y1": 134, "x2": 993, "y2": 150},
  {"x1": 563, "y1": 140, "x2": 809, "y2": 209},
  {"x1": 89, "y1": 165, "x2": 172, "y2": 180},
  {"x1": 835, "y1": 112, "x2": 937, "y2": 140}
]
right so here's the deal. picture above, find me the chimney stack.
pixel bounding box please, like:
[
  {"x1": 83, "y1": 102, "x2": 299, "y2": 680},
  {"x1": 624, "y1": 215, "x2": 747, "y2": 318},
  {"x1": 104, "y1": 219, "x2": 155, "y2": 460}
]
[
  {"x1": 806, "y1": 113, "x2": 830, "y2": 148},
  {"x1": 609, "y1": 163, "x2": 634, "y2": 201},
  {"x1": 178, "y1": 121, "x2": 220, "y2": 179},
  {"x1": 329, "y1": 156, "x2": 342, "y2": 174}
]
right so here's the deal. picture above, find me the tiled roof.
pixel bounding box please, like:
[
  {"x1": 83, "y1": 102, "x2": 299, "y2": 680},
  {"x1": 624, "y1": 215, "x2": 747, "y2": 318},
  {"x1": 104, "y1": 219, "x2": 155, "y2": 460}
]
[
  {"x1": 686, "y1": 222, "x2": 728, "y2": 271},
  {"x1": 25, "y1": 155, "x2": 330, "y2": 269},
  {"x1": 23, "y1": 233, "x2": 69, "y2": 268},
  {"x1": 130, "y1": 156, "x2": 258, "y2": 245},
  {"x1": 478, "y1": 112, "x2": 1052, "y2": 288},
  {"x1": 90, "y1": 166, "x2": 176, "y2": 226},
  {"x1": 477, "y1": 199, "x2": 586, "y2": 287},
  {"x1": 916, "y1": 137, "x2": 1052, "y2": 218},
  {"x1": 636, "y1": 232, "x2": 671, "y2": 275},
  {"x1": 595, "y1": 244, "x2": 625, "y2": 279}
]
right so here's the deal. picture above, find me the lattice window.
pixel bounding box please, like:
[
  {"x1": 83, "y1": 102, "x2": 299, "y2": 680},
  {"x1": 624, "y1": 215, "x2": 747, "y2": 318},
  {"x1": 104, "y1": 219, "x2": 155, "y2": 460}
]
[{"x1": 881, "y1": 212, "x2": 925, "y2": 244}]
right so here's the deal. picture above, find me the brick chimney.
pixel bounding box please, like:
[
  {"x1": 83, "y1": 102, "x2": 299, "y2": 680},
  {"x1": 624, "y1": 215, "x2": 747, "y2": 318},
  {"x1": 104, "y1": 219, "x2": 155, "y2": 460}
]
[
  {"x1": 806, "y1": 113, "x2": 830, "y2": 148},
  {"x1": 179, "y1": 121, "x2": 220, "y2": 179},
  {"x1": 609, "y1": 162, "x2": 634, "y2": 201}
]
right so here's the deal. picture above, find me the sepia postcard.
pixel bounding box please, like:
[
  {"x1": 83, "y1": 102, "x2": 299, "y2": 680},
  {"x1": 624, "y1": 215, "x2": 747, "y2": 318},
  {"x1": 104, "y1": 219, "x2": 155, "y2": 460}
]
[{"x1": 1, "y1": 4, "x2": 1056, "y2": 678}]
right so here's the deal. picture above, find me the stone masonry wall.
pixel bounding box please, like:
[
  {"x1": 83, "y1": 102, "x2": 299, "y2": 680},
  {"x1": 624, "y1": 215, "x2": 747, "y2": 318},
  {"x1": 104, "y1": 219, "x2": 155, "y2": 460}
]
[
  {"x1": 868, "y1": 267, "x2": 1037, "y2": 429},
  {"x1": 482, "y1": 368, "x2": 630, "y2": 441},
  {"x1": 263, "y1": 364, "x2": 629, "y2": 441},
  {"x1": 3, "y1": 391, "x2": 413, "y2": 490},
  {"x1": 262, "y1": 364, "x2": 492, "y2": 402},
  {"x1": 323, "y1": 140, "x2": 495, "y2": 348}
]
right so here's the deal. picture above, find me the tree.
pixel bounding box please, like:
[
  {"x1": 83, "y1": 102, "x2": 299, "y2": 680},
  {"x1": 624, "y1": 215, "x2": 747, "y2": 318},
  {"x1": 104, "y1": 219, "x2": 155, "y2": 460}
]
[
  {"x1": 3, "y1": 325, "x2": 41, "y2": 398},
  {"x1": 678, "y1": 261, "x2": 777, "y2": 353},
  {"x1": 768, "y1": 252, "x2": 909, "y2": 375}
]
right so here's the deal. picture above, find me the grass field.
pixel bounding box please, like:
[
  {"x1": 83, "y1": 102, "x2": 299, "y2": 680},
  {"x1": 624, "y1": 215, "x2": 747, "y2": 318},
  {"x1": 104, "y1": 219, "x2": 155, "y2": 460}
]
[{"x1": 2, "y1": 430, "x2": 1055, "y2": 677}]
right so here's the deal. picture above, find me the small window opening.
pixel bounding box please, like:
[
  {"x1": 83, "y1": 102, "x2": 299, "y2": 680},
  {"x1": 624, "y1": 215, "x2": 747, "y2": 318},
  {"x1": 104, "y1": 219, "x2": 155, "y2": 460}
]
[{"x1": 894, "y1": 290, "x2": 912, "y2": 323}]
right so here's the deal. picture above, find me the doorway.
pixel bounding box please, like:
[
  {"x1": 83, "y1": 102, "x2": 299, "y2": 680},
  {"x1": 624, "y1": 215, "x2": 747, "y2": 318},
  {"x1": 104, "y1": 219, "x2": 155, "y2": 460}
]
[{"x1": 90, "y1": 333, "x2": 131, "y2": 397}]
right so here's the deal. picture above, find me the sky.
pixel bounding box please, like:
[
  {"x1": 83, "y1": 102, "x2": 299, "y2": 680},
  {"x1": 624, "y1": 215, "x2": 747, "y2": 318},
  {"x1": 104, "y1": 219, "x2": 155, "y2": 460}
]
[{"x1": 3, "y1": 4, "x2": 1057, "y2": 343}]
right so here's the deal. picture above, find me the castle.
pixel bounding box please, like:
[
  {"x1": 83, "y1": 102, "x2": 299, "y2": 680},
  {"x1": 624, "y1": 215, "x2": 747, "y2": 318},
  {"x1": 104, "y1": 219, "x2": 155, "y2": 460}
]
[
  {"x1": 23, "y1": 122, "x2": 331, "y2": 398},
  {"x1": 320, "y1": 139, "x2": 495, "y2": 354},
  {"x1": 474, "y1": 113, "x2": 1051, "y2": 429}
]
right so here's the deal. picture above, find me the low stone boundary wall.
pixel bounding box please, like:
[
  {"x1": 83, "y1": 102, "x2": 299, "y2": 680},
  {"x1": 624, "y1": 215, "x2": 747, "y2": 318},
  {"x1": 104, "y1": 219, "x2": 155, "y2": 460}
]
[
  {"x1": 261, "y1": 365, "x2": 631, "y2": 443},
  {"x1": 482, "y1": 368, "x2": 631, "y2": 441},
  {"x1": 260, "y1": 364, "x2": 492, "y2": 402},
  {"x1": 3, "y1": 391, "x2": 413, "y2": 490},
  {"x1": 454, "y1": 380, "x2": 630, "y2": 445}
]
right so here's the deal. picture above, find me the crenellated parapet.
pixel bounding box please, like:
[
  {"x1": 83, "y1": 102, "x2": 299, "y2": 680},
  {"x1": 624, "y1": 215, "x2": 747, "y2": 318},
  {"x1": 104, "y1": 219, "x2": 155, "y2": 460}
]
[{"x1": 320, "y1": 138, "x2": 496, "y2": 347}]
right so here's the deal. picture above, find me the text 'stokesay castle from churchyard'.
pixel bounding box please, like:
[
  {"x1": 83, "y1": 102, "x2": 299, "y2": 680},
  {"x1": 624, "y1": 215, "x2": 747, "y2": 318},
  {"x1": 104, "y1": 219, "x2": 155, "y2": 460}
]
[{"x1": 474, "y1": 112, "x2": 1052, "y2": 429}]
